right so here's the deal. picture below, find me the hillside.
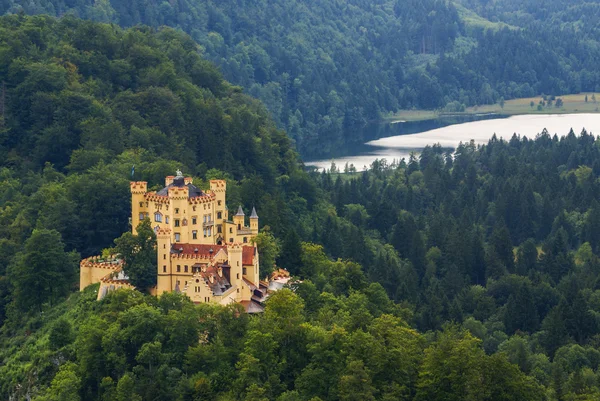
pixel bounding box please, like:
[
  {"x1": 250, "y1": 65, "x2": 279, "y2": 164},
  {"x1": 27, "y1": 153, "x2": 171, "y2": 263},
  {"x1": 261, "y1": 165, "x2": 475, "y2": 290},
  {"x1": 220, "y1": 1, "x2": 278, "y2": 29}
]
[
  {"x1": 0, "y1": 13, "x2": 319, "y2": 320},
  {"x1": 4, "y1": 11, "x2": 600, "y2": 401},
  {"x1": 3, "y1": 0, "x2": 600, "y2": 156}
]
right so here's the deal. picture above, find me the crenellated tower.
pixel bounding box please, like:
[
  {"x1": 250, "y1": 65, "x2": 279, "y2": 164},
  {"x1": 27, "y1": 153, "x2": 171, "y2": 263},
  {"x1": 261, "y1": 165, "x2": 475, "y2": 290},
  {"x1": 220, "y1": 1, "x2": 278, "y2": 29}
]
[
  {"x1": 130, "y1": 181, "x2": 148, "y2": 234},
  {"x1": 156, "y1": 227, "x2": 172, "y2": 294}
]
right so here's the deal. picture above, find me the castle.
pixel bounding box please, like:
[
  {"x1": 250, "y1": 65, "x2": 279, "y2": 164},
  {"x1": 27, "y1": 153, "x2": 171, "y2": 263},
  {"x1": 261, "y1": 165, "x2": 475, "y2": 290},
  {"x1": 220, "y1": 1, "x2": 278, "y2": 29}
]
[{"x1": 79, "y1": 171, "x2": 270, "y2": 313}]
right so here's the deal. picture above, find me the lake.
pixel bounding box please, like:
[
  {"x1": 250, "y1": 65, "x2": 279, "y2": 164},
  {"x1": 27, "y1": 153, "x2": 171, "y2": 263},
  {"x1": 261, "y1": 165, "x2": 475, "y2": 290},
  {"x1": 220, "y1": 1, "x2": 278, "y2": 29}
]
[{"x1": 305, "y1": 113, "x2": 600, "y2": 171}]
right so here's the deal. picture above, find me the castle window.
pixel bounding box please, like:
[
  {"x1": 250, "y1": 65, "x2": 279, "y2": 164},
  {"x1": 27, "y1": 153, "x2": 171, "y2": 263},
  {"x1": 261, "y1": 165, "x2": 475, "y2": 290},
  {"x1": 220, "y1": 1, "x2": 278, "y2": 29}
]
[
  {"x1": 203, "y1": 228, "x2": 207, "y2": 237},
  {"x1": 139, "y1": 202, "x2": 143, "y2": 207},
  {"x1": 165, "y1": 216, "x2": 170, "y2": 224},
  {"x1": 193, "y1": 206, "x2": 196, "y2": 211},
  {"x1": 229, "y1": 228, "x2": 233, "y2": 234},
  {"x1": 237, "y1": 273, "x2": 239, "y2": 279},
  {"x1": 163, "y1": 266, "x2": 166, "y2": 273},
  {"x1": 139, "y1": 213, "x2": 145, "y2": 221},
  {"x1": 217, "y1": 226, "x2": 222, "y2": 233},
  {"x1": 243, "y1": 267, "x2": 247, "y2": 275},
  {"x1": 175, "y1": 219, "x2": 180, "y2": 227},
  {"x1": 175, "y1": 233, "x2": 180, "y2": 242},
  {"x1": 154, "y1": 212, "x2": 162, "y2": 222},
  {"x1": 192, "y1": 231, "x2": 197, "y2": 240},
  {"x1": 163, "y1": 254, "x2": 166, "y2": 260},
  {"x1": 182, "y1": 218, "x2": 188, "y2": 226},
  {"x1": 243, "y1": 237, "x2": 247, "y2": 243},
  {"x1": 163, "y1": 244, "x2": 166, "y2": 249},
  {"x1": 175, "y1": 208, "x2": 179, "y2": 214},
  {"x1": 192, "y1": 217, "x2": 197, "y2": 225},
  {"x1": 196, "y1": 279, "x2": 199, "y2": 283},
  {"x1": 207, "y1": 227, "x2": 212, "y2": 237},
  {"x1": 218, "y1": 200, "x2": 222, "y2": 206},
  {"x1": 238, "y1": 224, "x2": 241, "y2": 230},
  {"x1": 217, "y1": 211, "x2": 222, "y2": 219},
  {"x1": 177, "y1": 265, "x2": 181, "y2": 272},
  {"x1": 229, "y1": 238, "x2": 233, "y2": 243},
  {"x1": 185, "y1": 265, "x2": 188, "y2": 273}
]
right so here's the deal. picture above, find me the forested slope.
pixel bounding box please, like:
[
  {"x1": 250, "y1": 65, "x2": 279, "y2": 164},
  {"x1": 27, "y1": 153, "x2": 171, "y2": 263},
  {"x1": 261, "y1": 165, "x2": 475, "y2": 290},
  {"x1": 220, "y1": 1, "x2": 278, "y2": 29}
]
[
  {"x1": 3, "y1": 0, "x2": 600, "y2": 155},
  {"x1": 3, "y1": 13, "x2": 600, "y2": 401},
  {"x1": 0, "y1": 14, "x2": 316, "y2": 322}
]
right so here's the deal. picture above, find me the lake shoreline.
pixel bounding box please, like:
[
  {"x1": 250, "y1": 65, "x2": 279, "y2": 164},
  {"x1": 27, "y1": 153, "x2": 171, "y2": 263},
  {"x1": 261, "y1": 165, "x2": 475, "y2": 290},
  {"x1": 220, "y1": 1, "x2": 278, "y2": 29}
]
[
  {"x1": 384, "y1": 93, "x2": 600, "y2": 123},
  {"x1": 307, "y1": 113, "x2": 600, "y2": 172}
]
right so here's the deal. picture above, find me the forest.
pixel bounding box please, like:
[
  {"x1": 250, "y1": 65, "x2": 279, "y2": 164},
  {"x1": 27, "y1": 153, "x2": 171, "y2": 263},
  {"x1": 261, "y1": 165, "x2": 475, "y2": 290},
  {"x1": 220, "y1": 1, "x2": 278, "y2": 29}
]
[
  {"x1": 2, "y1": 0, "x2": 600, "y2": 156},
  {"x1": 3, "y1": 10, "x2": 600, "y2": 401}
]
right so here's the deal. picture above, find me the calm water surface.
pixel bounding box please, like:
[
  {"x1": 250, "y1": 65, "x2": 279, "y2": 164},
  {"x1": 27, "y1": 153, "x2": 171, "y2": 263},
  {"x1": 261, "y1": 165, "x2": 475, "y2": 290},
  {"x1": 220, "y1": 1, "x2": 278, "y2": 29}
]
[{"x1": 306, "y1": 113, "x2": 600, "y2": 171}]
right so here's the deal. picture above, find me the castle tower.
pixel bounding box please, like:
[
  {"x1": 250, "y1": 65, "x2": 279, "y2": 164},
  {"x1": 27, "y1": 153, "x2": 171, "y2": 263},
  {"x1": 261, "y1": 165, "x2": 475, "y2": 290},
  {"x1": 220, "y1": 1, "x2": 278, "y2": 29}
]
[
  {"x1": 210, "y1": 179, "x2": 227, "y2": 217},
  {"x1": 130, "y1": 181, "x2": 148, "y2": 235},
  {"x1": 250, "y1": 207, "x2": 259, "y2": 235},
  {"x1": 234, "y1": 205, "x2": 245, "y2": 231},
  {"x1": 228, "y1": 243, "x2": 244, "y2": 302},
  {"x1": 156, "y1": 227, "x2": 172, "y2": 294},
  {"x1": 168, "y1": 173, "x2": 190, "y2": 244}
]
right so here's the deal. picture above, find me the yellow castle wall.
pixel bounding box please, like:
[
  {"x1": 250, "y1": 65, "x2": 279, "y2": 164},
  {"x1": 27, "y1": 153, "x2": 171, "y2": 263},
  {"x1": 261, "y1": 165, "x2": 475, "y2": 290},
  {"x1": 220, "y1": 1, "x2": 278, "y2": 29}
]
[{"x1": 76, "y1": 175, "x2": 262, "y2": 305}]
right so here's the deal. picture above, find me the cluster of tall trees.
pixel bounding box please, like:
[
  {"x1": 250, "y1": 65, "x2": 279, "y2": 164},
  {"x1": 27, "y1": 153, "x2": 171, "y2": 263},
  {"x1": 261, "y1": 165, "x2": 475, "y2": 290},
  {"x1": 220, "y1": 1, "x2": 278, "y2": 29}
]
[
  {"x1": 293, "y1": 129, "x2": 600, "y2": 399},
  {"x1": 1, "y1": 250, "x2": 546, "y2": 401},
  {"x1": 3, "y1": 0, "x2": 600, "y2": 155}
]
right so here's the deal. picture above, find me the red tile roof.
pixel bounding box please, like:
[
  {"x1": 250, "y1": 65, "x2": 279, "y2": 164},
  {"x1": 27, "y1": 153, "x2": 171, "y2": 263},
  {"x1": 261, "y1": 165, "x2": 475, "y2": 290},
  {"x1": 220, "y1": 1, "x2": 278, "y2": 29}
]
[{"x1": 242, "y1": 246, "x2": 255, "y2": 265}]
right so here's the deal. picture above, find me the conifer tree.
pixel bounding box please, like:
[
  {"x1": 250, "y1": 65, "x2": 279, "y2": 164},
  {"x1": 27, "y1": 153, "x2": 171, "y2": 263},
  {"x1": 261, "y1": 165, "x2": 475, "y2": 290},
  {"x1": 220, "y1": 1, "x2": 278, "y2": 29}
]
[{"x1": 9, "y1": 229, "x2": 78, "y2": 312}]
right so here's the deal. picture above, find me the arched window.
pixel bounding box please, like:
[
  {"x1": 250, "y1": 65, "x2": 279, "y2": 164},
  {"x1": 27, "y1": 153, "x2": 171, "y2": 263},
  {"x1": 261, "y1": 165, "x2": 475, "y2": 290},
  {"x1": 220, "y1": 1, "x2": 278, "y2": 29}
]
[{"x1": 154, "y1": 212, "x2": 162, "y2": 222}]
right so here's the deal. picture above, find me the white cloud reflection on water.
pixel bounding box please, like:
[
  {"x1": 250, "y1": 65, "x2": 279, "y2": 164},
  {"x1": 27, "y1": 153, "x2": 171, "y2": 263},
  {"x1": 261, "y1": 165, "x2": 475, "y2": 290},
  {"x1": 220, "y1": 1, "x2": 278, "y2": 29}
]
[{"x1": 306, "y1": 114, "x2": 600, "y2": 171}]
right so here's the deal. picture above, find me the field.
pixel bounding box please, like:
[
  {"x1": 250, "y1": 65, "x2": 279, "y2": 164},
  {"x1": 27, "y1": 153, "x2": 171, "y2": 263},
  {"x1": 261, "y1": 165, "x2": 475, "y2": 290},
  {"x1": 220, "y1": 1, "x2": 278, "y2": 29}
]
[{"x1": 385, "y1": 93, "x2": 600, "y2": 122}]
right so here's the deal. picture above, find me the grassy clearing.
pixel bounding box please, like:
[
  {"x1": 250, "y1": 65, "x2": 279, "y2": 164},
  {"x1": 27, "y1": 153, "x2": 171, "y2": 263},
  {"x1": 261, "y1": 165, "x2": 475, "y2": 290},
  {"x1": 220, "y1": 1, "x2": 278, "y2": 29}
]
[
  {"x1": 454, "y1": 3, "x2": 517, "y2": 32},
  {"x1": 385, "y1": 93, "x2": 600, "y2": 122}
]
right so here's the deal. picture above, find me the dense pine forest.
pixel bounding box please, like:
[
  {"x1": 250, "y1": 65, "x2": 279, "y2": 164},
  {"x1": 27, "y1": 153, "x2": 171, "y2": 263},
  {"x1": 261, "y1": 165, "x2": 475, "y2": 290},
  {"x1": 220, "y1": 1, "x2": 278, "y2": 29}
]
[
  {"x1": 2, "y1": 0, "x2": 600, "y2": 155},
  {"x1": 3, "y1": 7, "x2": 600, "y2": 401}
]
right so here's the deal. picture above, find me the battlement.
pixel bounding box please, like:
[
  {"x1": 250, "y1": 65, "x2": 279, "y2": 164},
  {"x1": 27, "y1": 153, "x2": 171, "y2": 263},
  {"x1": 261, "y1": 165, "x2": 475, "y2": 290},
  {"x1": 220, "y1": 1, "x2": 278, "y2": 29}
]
[
  {"x1": 227, "y1": 243, "x2": 245, "y2": 251},
  {"x1": 130, "y1": 181, "x2": 148, "y2": 194},
  {"x1": 144, "y1": 193, "x2": 169, "y2": 203},
  {"x1": 210, "y1": 179, "x2": 226, "y2": 192},
  {"x1": 189, "y1": 193, "x2": 216, "y2": 204},
  {"x1": 156, "y1": 227, "x2": 171, "y2": 236},
  {"x1": 80, "y1": 255, "x2": 122, "y2": 269}
]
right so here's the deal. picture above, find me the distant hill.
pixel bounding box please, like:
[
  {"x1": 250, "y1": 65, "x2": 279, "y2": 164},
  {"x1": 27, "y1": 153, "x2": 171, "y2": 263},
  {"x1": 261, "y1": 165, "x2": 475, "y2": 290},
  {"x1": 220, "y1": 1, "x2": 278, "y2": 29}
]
[{"x1": 3, "y1": 0, "x2": 600, "y2": 156}]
